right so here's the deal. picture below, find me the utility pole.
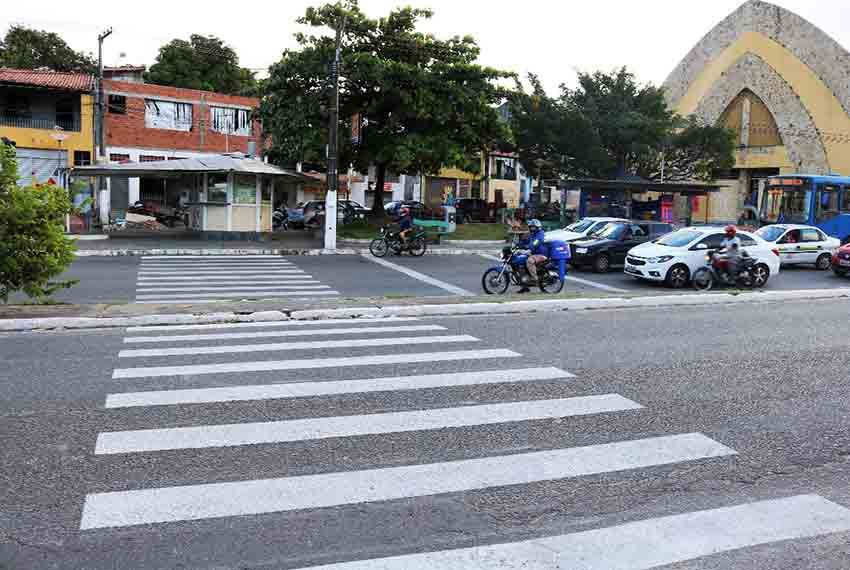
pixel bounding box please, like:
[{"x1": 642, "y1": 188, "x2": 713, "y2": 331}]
[
  {"x1": 324, "y1": 16, "x2": 345, "y2": 250},
  {"x1": 96, "y1": 28, "x2": 113, "y2": 161}
]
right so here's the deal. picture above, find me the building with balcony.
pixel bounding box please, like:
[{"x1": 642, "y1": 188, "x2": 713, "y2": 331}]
[{"x1": 0, "y1": 68, "x2": 95, "y2": 186}]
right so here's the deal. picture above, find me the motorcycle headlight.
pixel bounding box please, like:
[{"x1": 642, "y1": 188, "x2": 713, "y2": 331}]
[
  {"x1": 705, "y1": 254, "x2": 711, "y2": 262},
  {"x1": 648, "y1": 255, "x2": 674, "y2": 264}
]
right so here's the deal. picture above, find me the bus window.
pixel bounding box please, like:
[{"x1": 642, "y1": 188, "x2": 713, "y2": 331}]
[
  {"x1": 842, "y1": 186, "x2": 850, "y2": 212},
  {"x1": 816, "y1": 184, "x2": 841, "y2": 222},
  {"x1": 761, "y1": 186, "x2": 812, "y2": 224}
]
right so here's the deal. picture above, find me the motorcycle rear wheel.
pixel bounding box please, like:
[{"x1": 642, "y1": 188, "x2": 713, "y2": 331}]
[
  {"x1": 409, "y1": 237, "x2": 427, "y2": 257},
  {"x1": 692, "y1": 268, "x2": 714, "y2": 291},
  {"x1": 369, "y1": 238, "x2": 389, "y2": 258},
  {"x1": 539, "y1": 271, "x2": 565, "y2": 294},
  {"x1": 482, "y1": 268, "x2": 510, "y2": 295}
]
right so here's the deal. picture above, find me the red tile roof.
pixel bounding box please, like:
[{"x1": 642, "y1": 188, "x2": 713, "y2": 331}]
[{"x1": 0, "y1": 68, "x2": 94, "y2": 92}]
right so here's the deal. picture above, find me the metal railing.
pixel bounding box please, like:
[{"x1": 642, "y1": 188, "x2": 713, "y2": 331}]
[{"x1": 0, "y1": 115, "x2": 81, "y2": 132}]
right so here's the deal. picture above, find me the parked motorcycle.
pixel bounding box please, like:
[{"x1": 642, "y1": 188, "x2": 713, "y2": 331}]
[
  {"x1": 692, "y1": 251, "x2": 763, "y2": 291},
  {"x1": 369, "y1": 226, "x2": 428, "y2": 257},
  {"x1": 482, "y1": 242, "x2": 569, "y2": 295},
  {"x1": 272, "y1": 206, "x2": 289, "y2": 231}
]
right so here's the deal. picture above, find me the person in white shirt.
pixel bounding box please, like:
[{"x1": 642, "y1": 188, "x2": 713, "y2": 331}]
[{"x1": 719, "y1": 225, "x2": 742, "y2": 280}]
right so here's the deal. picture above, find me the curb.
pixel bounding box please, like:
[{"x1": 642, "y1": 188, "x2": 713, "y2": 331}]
[
  {"x1": 74, "y1": 248, "x2": 500, "y2": 257},
  {"x1": 3, "y1": 288, "x2": 849, "y2": 332}
]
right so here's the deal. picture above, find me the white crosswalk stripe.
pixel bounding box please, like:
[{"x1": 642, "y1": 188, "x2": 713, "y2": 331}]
[
  {"x1": 134, "y1": 256, "x2": 339, "y2": 303},
  {"x1": 77, "y1": 315, "x2": 848, "y2": 567}
]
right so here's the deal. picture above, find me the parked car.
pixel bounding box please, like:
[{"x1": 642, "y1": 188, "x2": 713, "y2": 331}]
[
  {"x1": 756, "y1": 224, "x2": 840, "y2": 270},
  {"x1": 832, "y1": 243, "x2": 850, "y2": 277},
  {"x1": 570, "y1": 221, "x2": 676, "y2": 272},
  {"x1": 625, "y1": 226, "x2": 781, "y2": 288},
  {"x1": 385, "y1": 200, "x2": 443, "y2": 219},
  {"x1": 339, "y1": 199, "x2": 369, "y2": 219},
  {"x1": 545, "y1": 217, "x2": 629, "y2": 243},
  {"x1": 299, "y1": 200, "x2": 354, "y2": 227},
  {"x1": 455, "y1": 198, "x2": 491, "y2": 224}
]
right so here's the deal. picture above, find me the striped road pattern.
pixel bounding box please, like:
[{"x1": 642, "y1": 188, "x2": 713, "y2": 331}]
[
  {"x1": 79, "y1": 317, "x2": 850, "y2": 568},
  {"x1": 134, "y1": 255, "x2": 340, "y2": 303}
]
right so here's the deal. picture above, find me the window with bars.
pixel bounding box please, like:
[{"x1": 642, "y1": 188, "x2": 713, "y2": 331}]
[
  {"x1": 210, "y1": 106, "x2": 252, "y2": 136},
  {"x1": 144, "y1": 99, "x2": 192, "y2": 131},
  {"x1": 109, "y1": 153, "x2": 130, "y2": 163}
]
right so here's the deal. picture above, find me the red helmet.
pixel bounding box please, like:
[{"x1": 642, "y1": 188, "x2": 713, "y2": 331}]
[
  {"x1": 724, "y1": 225, "x2": 737, "y2": 238},
  {"x1": 400, "y1": 206, "x2": 411, "y2": 215}
]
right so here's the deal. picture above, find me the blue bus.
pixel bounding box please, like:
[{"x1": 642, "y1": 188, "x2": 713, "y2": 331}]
[{"x1": 760, "y1": 174, "x2": 850, "y2": 243}]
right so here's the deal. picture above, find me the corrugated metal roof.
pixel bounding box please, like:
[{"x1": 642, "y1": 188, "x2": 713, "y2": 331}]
[
  {"x1": 73, "y1": 154, "x2": 312, "y2": 181},
  {"x1": 0, "y1": 68, "x2": 95, "y2": 92}
]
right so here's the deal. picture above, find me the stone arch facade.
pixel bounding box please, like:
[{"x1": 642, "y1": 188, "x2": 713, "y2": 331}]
[
  {"x1": 691, "y1": 53, "x2": 829, "y2": 174},
  {"x1": 664, "y1": 0, "x2": 850, "y2": 118}
]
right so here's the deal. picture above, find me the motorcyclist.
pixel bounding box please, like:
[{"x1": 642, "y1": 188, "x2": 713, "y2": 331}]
[
  {"x1": 397, "y1": 206, "x2": 414, "y2": 245},
  {"x1": 718, "y1": 224, "x2": 742, "y2": 281},
  {"x1": 518, "y1": 218, "x2": 548, "y2": 293}
]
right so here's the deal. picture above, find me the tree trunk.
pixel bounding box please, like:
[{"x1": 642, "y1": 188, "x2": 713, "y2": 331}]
[{"x1": 371, "y1": 163, "x2": 387, "y2": 217}]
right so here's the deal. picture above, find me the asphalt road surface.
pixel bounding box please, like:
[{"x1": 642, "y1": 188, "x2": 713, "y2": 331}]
[
  {"x1": 3, "y1": 299, "x2": 850, "y2": 569},
  {"x1": 8, "y1": 253, "x2": 850, "y2": 306}
]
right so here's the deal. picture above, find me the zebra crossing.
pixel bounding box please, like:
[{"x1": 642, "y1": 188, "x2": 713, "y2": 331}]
[
  {"x1": 134, "y1": 255, "x2": 340, "y2": 303},
  {"x1": 79, "y1": 317, "x2": 850, "y2": 568}
]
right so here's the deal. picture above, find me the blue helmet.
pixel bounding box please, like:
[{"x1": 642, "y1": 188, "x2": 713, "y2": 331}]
[{"x1": 527, "y1": 219, "x2": 543, "y2": 230}]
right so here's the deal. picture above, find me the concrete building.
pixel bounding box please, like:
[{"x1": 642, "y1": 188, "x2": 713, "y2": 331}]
[{"x1": 664, "y1": 0, "x2": 850, "y2": 223}]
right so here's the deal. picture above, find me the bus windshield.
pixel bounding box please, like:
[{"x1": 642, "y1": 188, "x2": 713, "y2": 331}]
[{"x1": 761, "y1": 182, "x2": 813, "y2": 224}]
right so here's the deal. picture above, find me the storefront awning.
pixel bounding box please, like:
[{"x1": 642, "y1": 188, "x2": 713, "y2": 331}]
[{"x1": 73, "y1": 154, "x2": 313, "y2": 182}]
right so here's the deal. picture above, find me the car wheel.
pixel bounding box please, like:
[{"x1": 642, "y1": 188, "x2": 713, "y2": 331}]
[
  {"x1": 593, "y1": 254, "x2": 611, "y2": 273},
  {"x1": 752, "y1": 263, "x2": 770, "y2": 287},
  {"x1": 816, "y1": 253, "x2": 832, "y2": 271},
  {"x1": 665, "y1": 264, "x2": 690, "y2": 289}
]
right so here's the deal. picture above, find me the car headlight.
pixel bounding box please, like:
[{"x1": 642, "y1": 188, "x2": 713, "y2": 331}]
[
  {"x1": 647, "y1": 255, "x2": 674, "y2": 264},
  {"x1": 576, "y1": 247, "x2": 589, "y2": 254}
]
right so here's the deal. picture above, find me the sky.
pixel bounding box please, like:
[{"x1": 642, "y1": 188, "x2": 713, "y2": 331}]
[{"x1": 2, "y1": 0, "x2": 849, "y2": 94}]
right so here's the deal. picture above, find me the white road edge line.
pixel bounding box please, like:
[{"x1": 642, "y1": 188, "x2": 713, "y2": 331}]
[
  {"x1": 125, "y1": 317, "x2": 420, "y2": 333},
  {"x1": 79, "y1": 433, "x2": 735, "y2": 529},
  {"x1": 363, "y1": 254, "x2": 474, "y2": 296},
  {"x1": 95, "y1": 395, "x2": 642, "y2": 454},
  {"x1": 282, "y1": 495, "x2": 850, "y2": 570},
  {"x1": 112, "y1": 349, "x2": 521, "y2": 379},
  {"x1": 104, "y1": 367, "x2": 573, "y2": 407},
  {"x1": 118, "y1": 334, "x2": 479, "y2": 358},
  {"x1": 480, "y1": 254, "x2": 629, "y2": 293},
  {"x1": 123, "y1": 324, "x2": 447, "y2": 343}
]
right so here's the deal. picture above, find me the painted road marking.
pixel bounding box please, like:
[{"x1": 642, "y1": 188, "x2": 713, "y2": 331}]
[
  {"x1": 480, "y1": 254, "x2": 629, "y2": 294},
  {"x1": 135, "y1": 283, "x2": 322, "y2": 293},
  {"x1": 141, "y1": 255, "x2": 288, "y2": 259},
  {"x1": 112, "y1": 349, "x2": 521, "y2": 379},
  {"x1": 363, "y1": 255, "x2": 474, "y2": 296},
  {"x1": 136, "y1": 276, "x2": 315, "y2": 282},
  {"x1": 104, "y1": 367, "x2": 573, "y2": 408},
  {"x1": 135, "y1": 287, "x2": 333, "y2": 300},
  {"x1": 96, "y1": 396, "x2": 639, "y2": 454},
  {"x1": 135, "y1": 291, "x2": 340, "y2": 302},
  {"x1": 137, "y1": 270, "x2": 307, "y2": 276},
  {"x1": 123, "y1": 324, "x2": 447, "y2": 343},
  {"x1": 136, "y1": 299, "x2": 337, "y2": 305},
  {"x1": 79, "y1": 433, "x2": 734, "y2": 529},
  {"x1": 125, "y1": 317, "x2": 419, "y2": 333},
  {"x1": 118, "y1": 335, "x2": 478, "y2": 358},
  {"x1": 283, "y1": 495, "x2": 850, "y2": 570}
]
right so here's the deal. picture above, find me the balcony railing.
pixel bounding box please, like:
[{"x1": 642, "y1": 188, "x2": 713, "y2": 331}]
[{"x1": 0, "y1": 115, "x2": 81, "y2": 132}]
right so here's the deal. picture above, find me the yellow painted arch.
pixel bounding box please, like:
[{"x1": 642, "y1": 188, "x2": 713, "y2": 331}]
[{"x1": 675, "y1": 31, "x2": 850, "y2": 175}]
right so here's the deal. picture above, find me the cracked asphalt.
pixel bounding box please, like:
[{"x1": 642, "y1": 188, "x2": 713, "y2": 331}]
[{"x1": 1, "y1": 299, "x2": 850, "y2": 569}]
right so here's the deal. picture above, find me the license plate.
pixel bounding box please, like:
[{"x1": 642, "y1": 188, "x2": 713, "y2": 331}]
[
  {"x1": 840, "y1": 260, "x2": 850, "y2": 267},
  {"x1": 625, "y1": 265, "x2": 638, "y2": 273}
]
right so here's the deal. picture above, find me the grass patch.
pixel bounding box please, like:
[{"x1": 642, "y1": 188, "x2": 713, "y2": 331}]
[{"x1": 338, "y1": 221, "x2": 508, "y2": 241}]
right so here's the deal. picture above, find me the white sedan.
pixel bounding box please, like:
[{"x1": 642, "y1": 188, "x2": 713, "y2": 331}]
[
  {"x1": 756, "y1": 224, "x2": 840, "y2": 270},
  {"x1": 624, "y1": 227, "x2": 781, "y2": 288},
  {"x1": 545, "y1": 217, "x2": 628, "y2": 243}
]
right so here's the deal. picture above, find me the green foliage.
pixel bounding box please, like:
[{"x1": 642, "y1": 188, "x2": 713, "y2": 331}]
[
  {"x1": 261, "y1": 0, "x2": 512, "y2": 212},
  {"x1": 0, "y1": 25, "x2": 96, "y2": 73},
  {"x1": 146, "y1": 35, "x2": 257, "y2": 96},
  {"x1": 509, "y1": 67, "x2": 735, "y2": 183},
  {"x1": 0, "y1": 143, "x2": 77, "y2": 302}
]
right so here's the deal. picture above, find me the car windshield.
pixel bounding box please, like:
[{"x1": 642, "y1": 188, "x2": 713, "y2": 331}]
[
  {"x1": 566, "y1": 219, "x2": 596, "y2": 233},
  {"x1": 595, "y1": 223, "x2": 628, "y2": 240},
  {"x1": 656, "y1": 229, "x2": 703, "y2": 247},
  {"x1": 756, "y1": 226, "x2": 787, "y2": 242}
]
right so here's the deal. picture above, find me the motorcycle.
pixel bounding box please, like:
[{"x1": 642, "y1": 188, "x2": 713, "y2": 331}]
[
  {"x1": 692, "y1": 250, "x2": 761, "y2": 291},
  {"x1": 272, "y1": 206, "x2": 289, "y2": 231},
  {"x1": 481, "y1": 241, "x2": 569, "y2": 295},
  {"x1": 369, "y1": 226, "x2": 428, "y2": 257}
]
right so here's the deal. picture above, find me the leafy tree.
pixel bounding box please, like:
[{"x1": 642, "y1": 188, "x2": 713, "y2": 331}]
[
  {"x1": 0, "y1": 143, "x2": 77, "y2": 303},
  {"x1": 560, "y1": 68, "x2": 735, "y2": 181},
  {"x1": 0, "y1": 25, "x2": 96, "y2": 73},
  {"x1": 262, "y1": 0, "x2": 512, "y2": 214},
  {"x1": 146, "y1": 35, "x2": 257, "y2": 96}
]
